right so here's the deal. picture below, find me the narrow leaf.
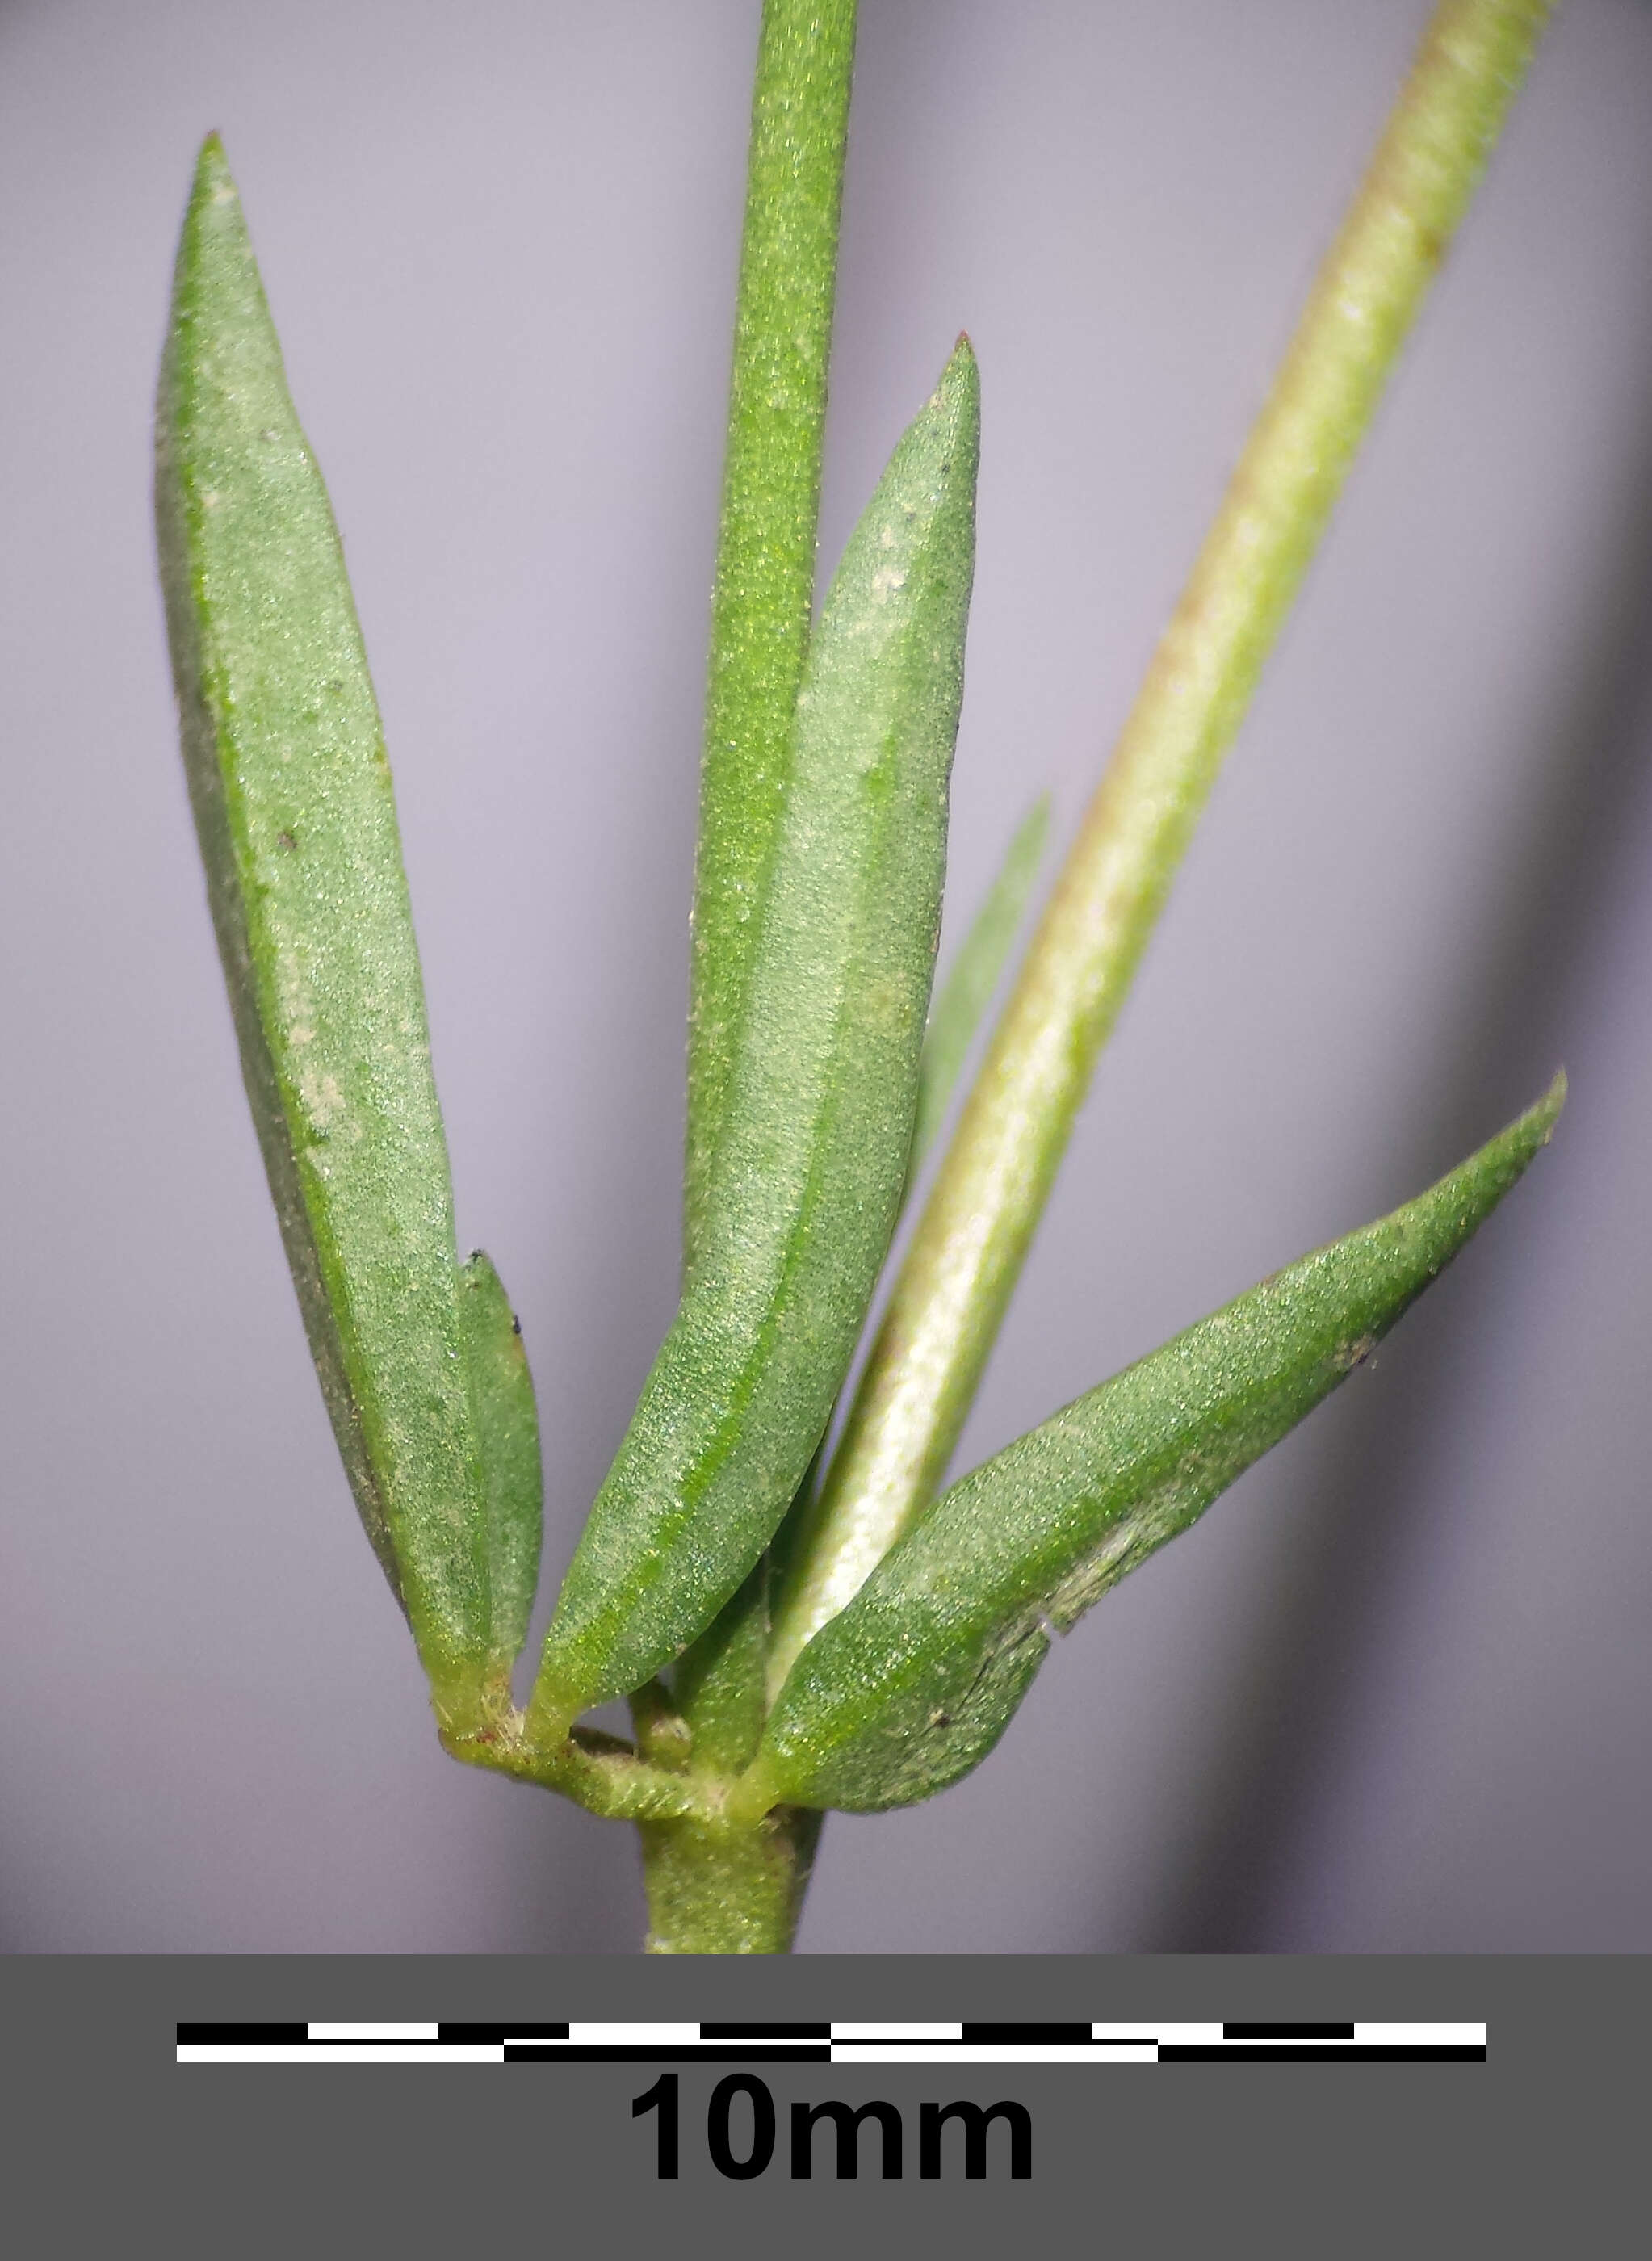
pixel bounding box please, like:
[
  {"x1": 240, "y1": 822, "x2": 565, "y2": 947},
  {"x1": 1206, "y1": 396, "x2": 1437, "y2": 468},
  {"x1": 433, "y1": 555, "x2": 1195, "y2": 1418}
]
[
  {"x1": 908, "y1": 797, "x2": 1049, "y2": 1176},
  {"x1": 742, "y1": 1077, "x2": 1563, "y2": 1814},
  {"x1": 530, "y1": 342, "x2": 981, "y2": 1734},
  {"x1": 459, "y1": 1252, "x2": 543, "y2": 1676},
  {"x1": 155, "y1": 138, "x2": 489, "y2": 1708}
]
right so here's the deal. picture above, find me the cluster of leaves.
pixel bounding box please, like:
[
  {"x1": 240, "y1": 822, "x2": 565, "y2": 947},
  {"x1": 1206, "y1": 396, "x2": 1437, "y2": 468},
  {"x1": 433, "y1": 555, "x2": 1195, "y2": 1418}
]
[
  {"x1": 155, "y1": 5, "x2": 1558, "y2": 1948},
  {"x1": 156, "y1": 125, "x2": 1558, "y2": 1840}
]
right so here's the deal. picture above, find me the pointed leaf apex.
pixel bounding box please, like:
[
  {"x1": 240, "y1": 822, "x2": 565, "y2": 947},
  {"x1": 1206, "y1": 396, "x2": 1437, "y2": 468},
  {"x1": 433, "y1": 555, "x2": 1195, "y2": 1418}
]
[
  {"x1": 191, "y1": 132, "x2": 235, "y2": 197},
  {"x1": 1482, "y1": 1068, "x2": 1566, "y2": 1190},
  {"x1": 934, "y1": 333, "x2": 979, "y2": 417}
]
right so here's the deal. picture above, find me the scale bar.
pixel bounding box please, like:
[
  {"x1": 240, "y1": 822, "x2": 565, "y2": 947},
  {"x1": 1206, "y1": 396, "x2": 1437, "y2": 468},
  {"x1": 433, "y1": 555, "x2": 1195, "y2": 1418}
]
[
  {"x1": 1168, "y1": 2042, "x2": 1485, "y2": 2063},
  {"x1": 1224, "y1": 2022, "x2": 1355, "y2": 2041},
  {"x1": 698, "y1": 2023, "x2": 832, "y2": 2041},
  {"x1": 176, "y1": 2019, "x2": 1486, "y2": 2067}
]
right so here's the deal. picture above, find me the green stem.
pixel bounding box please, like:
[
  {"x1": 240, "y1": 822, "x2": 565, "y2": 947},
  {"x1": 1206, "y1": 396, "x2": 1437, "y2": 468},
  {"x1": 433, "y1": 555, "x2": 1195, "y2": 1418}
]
[
  {"x1": 669, "y1": 1558, "x2": 775, "y2": 1774},
  {"x1": 632, "y1": 0, "x2": 858, "y2": 1952},
  {"x1": 442, "y1": 1714, "x2": 713, "y2": 1823},
  {"x1": 639, "y1": 1810, "x2": 822, "y2": 1954},
  {"x1": 684, "y1": 0, "x2": 859, "y2": 1272},
  {"x1": 769, "y1": 0, "x2": 1557, "y2": 1687}
]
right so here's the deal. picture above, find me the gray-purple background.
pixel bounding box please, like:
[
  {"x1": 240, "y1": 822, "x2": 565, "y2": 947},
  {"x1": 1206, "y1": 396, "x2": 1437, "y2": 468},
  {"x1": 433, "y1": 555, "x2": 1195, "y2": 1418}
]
[{"x1": 4, "y1": 0, "x2": 1650, "y2": 1953}]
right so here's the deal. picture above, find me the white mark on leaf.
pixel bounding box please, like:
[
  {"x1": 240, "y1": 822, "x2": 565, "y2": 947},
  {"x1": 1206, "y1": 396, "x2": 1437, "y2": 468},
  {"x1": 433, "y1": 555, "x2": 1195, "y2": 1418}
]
[{"x1": 299, "y1": 1067, "x2": 345, "y2": 1132}]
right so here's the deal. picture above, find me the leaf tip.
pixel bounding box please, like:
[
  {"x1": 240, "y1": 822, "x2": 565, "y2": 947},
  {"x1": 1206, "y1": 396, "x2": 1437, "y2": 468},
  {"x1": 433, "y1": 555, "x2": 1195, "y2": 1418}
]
[
  {"x1": 191, "y1": 130, "x2": 237, "y2": 203},
  {"x1": 938, "y1": 331, "x2": 979, "y2": 409},
  {"x1": 1018, "y1": 792, "x2": 1053, "y2": 854},
  {"x1": 1509, "y1": 1068, "x2": 1566, "y2": 1162},
  {"x1": 918, "y1": 335, "x2": 979, "y2": 495},
  {"x1": 175, "y1": 133, "x2": 250, "y2": 300}
]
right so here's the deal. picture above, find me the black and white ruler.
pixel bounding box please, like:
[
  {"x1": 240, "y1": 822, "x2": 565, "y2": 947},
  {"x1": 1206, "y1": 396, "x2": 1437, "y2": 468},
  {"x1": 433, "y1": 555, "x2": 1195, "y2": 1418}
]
[{"x1": 176, "y1": 2020, "x2": 1485, "y2": 2066}]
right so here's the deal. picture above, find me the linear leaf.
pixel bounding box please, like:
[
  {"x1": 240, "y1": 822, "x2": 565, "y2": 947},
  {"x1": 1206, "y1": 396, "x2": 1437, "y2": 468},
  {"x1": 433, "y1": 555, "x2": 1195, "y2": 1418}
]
[
  {"x1": 155, "y1": 138, "x2": 489, "y2": 1709},
  {"x1": 743, "y1": 1076, "x2": 1563, "y2": 1814},
  {"x1": 908, "y1": 797, "x2": 1049, "y2": 1176},
  {"x1": 459, "y1": 1252, "x2": 543, "y2": 1675},
  {"x1": 530, "y1": 342, "x2": 980, "y2": 1734}
]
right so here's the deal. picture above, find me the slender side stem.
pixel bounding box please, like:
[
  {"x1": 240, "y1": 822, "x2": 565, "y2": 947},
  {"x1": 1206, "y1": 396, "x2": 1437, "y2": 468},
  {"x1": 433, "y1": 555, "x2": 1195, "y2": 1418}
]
[
  {"x1": 769, "y1": 0, "x2": 1557, "y2": 1687},
  {"x1": 684, "y1": 0, "x2": 859, "y2": 1271},
  {"x1": 442, "y1": 1715, "x2": 715, "y2": 1823}
]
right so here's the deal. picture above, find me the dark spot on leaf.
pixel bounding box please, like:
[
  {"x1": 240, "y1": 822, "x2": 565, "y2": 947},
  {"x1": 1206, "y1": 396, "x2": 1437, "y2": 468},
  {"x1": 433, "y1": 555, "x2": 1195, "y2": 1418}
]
[{"x1": 275, "y1": 830, "x2": 296, "y2": 852}]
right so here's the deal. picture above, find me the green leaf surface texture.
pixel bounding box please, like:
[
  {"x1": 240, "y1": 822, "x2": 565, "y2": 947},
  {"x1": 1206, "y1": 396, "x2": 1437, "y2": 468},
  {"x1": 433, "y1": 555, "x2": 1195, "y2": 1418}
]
[
  {"x1": 155, "y1": 139, "x2": 488, "y2": 1697},
  {"x1": 750, "y1": 1076, "x2": 1563, "y2": 1813},
  {"x1": 459, "y1": 1252, "x2": 543, "y2": 1673},
  {"x1": 909, "y1": 796, "x2": 1049, "y2": 1177},
  {"x1": 533, "y1": 343, "x2": 980, "y2": 1727}
]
